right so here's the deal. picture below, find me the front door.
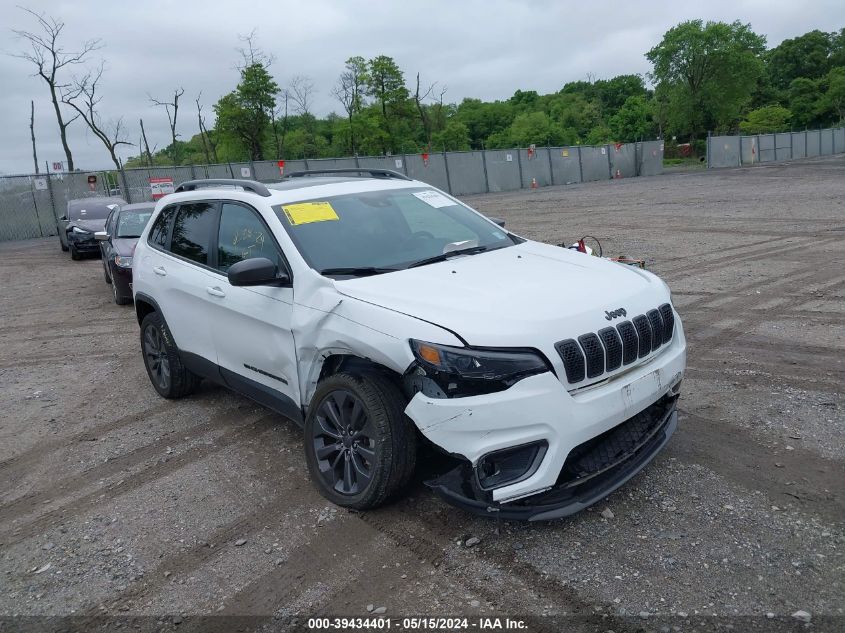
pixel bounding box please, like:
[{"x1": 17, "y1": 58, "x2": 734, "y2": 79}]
[{"x1": 205, "y1": 201, "x2": 300, "y2": 420}]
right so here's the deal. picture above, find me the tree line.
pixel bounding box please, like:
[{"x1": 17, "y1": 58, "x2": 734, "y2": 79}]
[{"x1": 11, "y1": 9, "x2": 845, "y2": 174}]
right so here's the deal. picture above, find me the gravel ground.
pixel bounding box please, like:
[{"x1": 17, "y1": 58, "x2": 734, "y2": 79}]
[{"x1": 0, "y1": 157, "x2": 843, "y2": 632}]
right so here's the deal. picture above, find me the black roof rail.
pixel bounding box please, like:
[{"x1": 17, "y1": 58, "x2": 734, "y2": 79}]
[
  {"x1": 174, "y1": 179, "x2": 272, "y2": 197},
  {"x1": 283, "y1": 168, "x2": 411, "y2": 181}
]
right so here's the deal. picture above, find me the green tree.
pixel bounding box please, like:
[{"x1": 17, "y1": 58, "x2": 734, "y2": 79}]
[
  {"x1": 366, "y1": 55, "x2": 410, "y2": 153},
  {"x1": 609, "y1": 95, "x2": 655, "y2": 142},
  {"x1": 214, "y1": 63, "x2": 279, "y2": 160},
  {"x1": 766, "y1": 30, "x2": 834, "y2": 91},
  {"x1": 503, "y1": 111, "x2": 558, "y2": 147},
  {"x1": 431, "y1": 120, "x2": 471, "y2": 151},
  {"x1": 824, "y1": 66, "x2": 845, "y2": 123},
  {"x1": 788, "y1": 77, "x2": 824, "y2": 128},
  {"x1": 647, "y1": 20, "x2": 766, "y2": 139},
  {"x1": 738, "y1": 105, "x2": 792, "y2": 134}
]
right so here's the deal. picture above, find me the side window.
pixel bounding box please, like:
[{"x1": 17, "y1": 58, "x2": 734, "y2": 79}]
[
  {"x1": 170, "y1": 202, "x2": 216, "y2": 266},
  {"x1": 148, "y1": 205, "x2": 177, "y2": 249},
  {"x1": 217, "y1": 202, "x2": 283, "y2": 273}
]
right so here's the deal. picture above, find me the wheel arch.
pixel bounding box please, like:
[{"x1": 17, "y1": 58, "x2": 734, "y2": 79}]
[{"x1": 134, "y1": 292, "x2": 161, "y2": 326}]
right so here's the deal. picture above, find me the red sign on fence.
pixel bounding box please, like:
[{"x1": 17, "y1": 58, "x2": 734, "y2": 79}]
[
  {"x1": 277, "y1": 160, "x2": 285, "y2": 176},
  {"x1": 149, "y1": 177, "x2": 175, "y2": 200}
]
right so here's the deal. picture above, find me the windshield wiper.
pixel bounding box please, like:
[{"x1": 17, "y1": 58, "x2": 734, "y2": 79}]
[
  {"x1": 407, "y1": 245, "x2": 490, "y2": 269},
  {"x1": 319, "y1": 266, "x2": 399, "y2": 277}
]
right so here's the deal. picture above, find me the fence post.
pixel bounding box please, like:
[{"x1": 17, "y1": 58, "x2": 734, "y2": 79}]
[
  {"x1": 249, "y1": 160, "x2": 257, "y2": 180},
  {"x1": 706, "y1": 131, "x2": 712, "y2": 169},
  {"x1": 481, "y1": 148, "x2": 490, "y2": 193},
  {"x1": 606, "y1": 144, "x2": 612, "y2": 179},
  {"x1": 401, "y1": 151, "x2": 408, "y2": 177},
  {"x1": 757, "y1": 134, "x2": 761, "y2": 163},
  {"x1": 443, "y1": 150, "x2": 453, "y2": 194},
  {"x1": 304, "y1": 158, "x2": 310, "y2": 170},
  {"x1": 832, "y1": 128, "x2": 836, "y2": 154},
  {"x1": 819, "y1": 125, "x2": 822, "y2": 155},
  {"x1": 190, "y1": 164, "x2": 197, "y2": 179},
  {"x1": 576, "y1": 146, "x2": 584, "y2": 183},
  {"x1": 635, "y1": 142, "x2": 640, "y2": 176},
  {"x1": 354, "y1": 155, "x2": 360, "y2": 168},
  {"x1": 28, "y1": 177, "x2": 44, "y2": 237},
  {"x1": 546, "y1": 145, "x2": 555, "y2": 186},
  {"x1": 44, "y1": 161, "x2": 61, "y2": 237},
  {"x1": 774, "y1": 134, "x2": 778, "y2": 162},
  {"x1": 739, "y1": 137, "x2": 743, "y2": 166},
  {"x1": 227, "y1": 162, "x2": 235, "y2": 178},
  {"x1": 516, "y1": 147, "x2": 524, "y2": 189},
  {"x1": 790, "y1": 131, "x2": 794, "y2": 160}
]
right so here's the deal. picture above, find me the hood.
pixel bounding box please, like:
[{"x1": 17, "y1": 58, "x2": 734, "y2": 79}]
[
  {"x1": 68, "y1": 218, "x2": 107, "y2": 233},
  {"x1": 334, "y1": 241, "x2": 670, "y2": 350},
  {"x1": 112, "y1": 237, "x2": 139, "y2": 256}
]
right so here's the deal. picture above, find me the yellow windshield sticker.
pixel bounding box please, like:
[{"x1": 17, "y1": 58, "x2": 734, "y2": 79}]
[{"x1": 282, "y1": 201, "x2": 339, "y2": 226}]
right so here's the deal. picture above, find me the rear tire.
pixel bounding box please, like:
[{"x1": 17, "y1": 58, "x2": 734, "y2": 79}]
[
  {"x1": 113, "y1": 279, "x2": 130, "y2": 305},
  {"x1": 304, "y1": 372, "x2": 417, "y2": 510},
  {"x1": 139, "y1": 311, "x2": 201, "y2": 399}
]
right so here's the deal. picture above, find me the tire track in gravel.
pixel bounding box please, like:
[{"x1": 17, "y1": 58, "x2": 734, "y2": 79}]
[
  {"x1": 658, "y1": 236, "x2": 823, "y2": 278},
  {"x1": 0, "y1": 414, "x2": 279, "y2": 545},
  {"x1": 0, "y1": 405, "x2": 246, "y2": 523},
  {"x1": 0, "y1": 401, "x2": 173, "y2": 474},
  {"x1": 673, "y1": 410, "x2": 844, "y2": 523}
]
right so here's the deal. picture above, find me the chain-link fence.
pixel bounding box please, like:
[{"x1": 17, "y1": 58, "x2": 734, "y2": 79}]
[
  {"x1": 708, "y1": 126, "x2": 845, "y2": 169},
  {"x1": 0, "y1": 140, "x2": 664, "y2": 242}
]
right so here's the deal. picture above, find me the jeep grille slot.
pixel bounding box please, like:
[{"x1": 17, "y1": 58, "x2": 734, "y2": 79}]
[
  {"x1": 616, "y1": 321, "x2": 639, "y2": 365},
  {"x1": 556, "y1": 304, "x2": 675, "y2": 387},
  {"x1": 658, "y1": 304, "x2": 674, "y2": 344},
  {"x1": 555, "y1": 339, "x2": 585, "y2": 384},
  {"x1": 632, "y1": 315, "x2": 653, "y2": 358},
  {"x1": 578, "y1": 333, "x2": 605, "y2": 379},
  {"x1": 647, "y1": 309, "x2": 664, "y2": 352},
  {"x1": 598, "y1": 327, "x2": 623, "y2": 371}
]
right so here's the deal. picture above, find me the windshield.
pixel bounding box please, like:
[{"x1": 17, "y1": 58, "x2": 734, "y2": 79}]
[
  {"x1": 68, "y1": 204, "x2": 114, "y2": 221},
  {"x1": 273, "y1": 187, "x2": 516, "y2": 275},
  {"x1": 116, "y1": 209, "x2": 154, "y2": 238}
]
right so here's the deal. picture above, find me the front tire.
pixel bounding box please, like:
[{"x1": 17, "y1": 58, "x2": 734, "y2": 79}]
[
  {"x1": 304, "y1": 372, "x2": 417, "y2": 510},
  {"x1": 69, "y1": 244, "x2": 81, "y2": 260},
  {"x1": 139, "y1": 311, "x2": 201, "y2": 398},
  {"x1": 113, "y1": 278, "x2": 130, "y2": 305},
  {"x1": 103, "y1": 259, "x2": 112, "y2": 284}
]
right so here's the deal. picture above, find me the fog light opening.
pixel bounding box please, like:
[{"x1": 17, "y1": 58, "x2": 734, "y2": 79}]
[{"x1": 476, "y1": 440, "x2": 548, "y2": 491}]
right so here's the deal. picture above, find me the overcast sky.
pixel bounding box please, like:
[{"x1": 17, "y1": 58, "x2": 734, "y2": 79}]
[{"x1": 0, "y1": 0, "x2": 842, "y2": 174}]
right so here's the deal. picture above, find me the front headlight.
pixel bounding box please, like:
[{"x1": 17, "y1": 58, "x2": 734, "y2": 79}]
[
  {"x1": 114, "y1": 255, "x2": 133, "y2": 268},
  {"x1": 71, "y1": 226, "x2": 90, "y2": 234},
  {"x1": 408, "y1": 340, "x2": 550, "y2": 398}
]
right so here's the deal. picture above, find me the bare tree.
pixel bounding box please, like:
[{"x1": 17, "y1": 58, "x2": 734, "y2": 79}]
[
  {"x1": 30, "y1": 100, "x2": 39, "y2": 173},
  {"x1": 236, "y1": 28, "x2": 274, "y2": 69},
  {"x1": 289, "y1": 75, "x2": 315, "y2": 117},
  {"x1": 11, "y1": 7, "x2": 102, "y2": 171},
  {"x1": 331, "y1": 57, "x2": 367, "y2": 155},
  {"x1": 414, "y1": 73, "x2": 447, "y2": 150},
  {"x1": 61, "y1": 63, "x2": 131, "y2": 196},
  {"x1": 139, "y1": 118, "x2": 154, "y2": 166},
  {"x1": 289, "y1": 75, "x2": 317, "y2": 158},
  {"x1": 195, "y1": 92, "x2": 217, "y2": 164},
  {"x1": 270, "y1": 89, "x2": 290, "y2": 159},
  {"x1": 149, "y1": 87, "x2": 184, "y2": 162}
]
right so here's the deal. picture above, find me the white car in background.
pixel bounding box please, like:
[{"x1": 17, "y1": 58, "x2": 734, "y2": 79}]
[{"x1": 130, "y1": 170, "x2": 686, "y2": 521}]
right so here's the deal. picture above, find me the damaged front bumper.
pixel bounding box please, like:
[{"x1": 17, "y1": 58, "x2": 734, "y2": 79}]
[
  {"x1": 425, "y1": 395, "x2": 677, "y2": 521},
  {"x1": 404, "y1": 325, "x2": 686, "y2": 520}
]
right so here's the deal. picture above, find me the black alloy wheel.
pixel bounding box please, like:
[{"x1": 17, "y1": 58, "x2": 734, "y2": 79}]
[
  {"x1": 143, "y1": 323, "x2": 171, "y2": 392},
  {"x1": 311, "y1": 389, "x2": 377, "y2": 495}
]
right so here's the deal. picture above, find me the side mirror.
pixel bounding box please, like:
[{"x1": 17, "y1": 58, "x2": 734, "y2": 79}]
[
  {"x1": 228, "y1": 257, "x2": 290, "y2": 287},
  {"x1": 94, "y1": 231, "x2": 109, "y2": 242},
  {"x1": 489, "y1": 217, "x2": 506, "y2": 228},
  {"x1": 59, "y1": 215, "x2": 68, "y2": 222}
]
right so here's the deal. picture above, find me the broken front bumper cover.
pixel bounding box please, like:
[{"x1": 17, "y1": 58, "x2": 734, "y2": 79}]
[{"x1": 425, "y1": 395, "x2": 678, "y2": 521}]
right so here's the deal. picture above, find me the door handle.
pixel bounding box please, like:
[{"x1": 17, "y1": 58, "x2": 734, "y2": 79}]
[
  {"x1": 206, "y1": 286, "x2": 226, "y2": 298},
  {"x1": 153, "y1": 266, "x2": 167, "y2": 276}
]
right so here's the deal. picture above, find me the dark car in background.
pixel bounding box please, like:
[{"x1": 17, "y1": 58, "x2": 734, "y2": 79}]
[
  {"x1": 58, "y1": 196, "x2": 127, "y2": 260},
  {"x1": 95, "y1": 202, "x2": 154, "y2": 305}
]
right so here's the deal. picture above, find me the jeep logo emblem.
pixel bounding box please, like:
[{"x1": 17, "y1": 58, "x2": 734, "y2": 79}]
[{"x1": 605, "y1": 308, "x2": 627, "y2": 320}]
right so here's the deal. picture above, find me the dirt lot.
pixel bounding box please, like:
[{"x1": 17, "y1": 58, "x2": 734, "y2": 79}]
[{"x1": 1, "y1": 157, "x2": 843, "y2": 631}]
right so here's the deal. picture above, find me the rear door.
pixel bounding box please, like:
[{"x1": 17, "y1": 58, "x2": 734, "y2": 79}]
[
  {"x1": 147, "y1": 201, "x2": 220, "y2": 366},
  {"x1": 205, "y1": 201, "x2": 300, "y2": 418}
]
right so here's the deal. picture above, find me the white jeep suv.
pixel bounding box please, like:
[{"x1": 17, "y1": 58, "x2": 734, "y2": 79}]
[{"x1": 132, "y1": 170, "x2": 686, "y2": 521}]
